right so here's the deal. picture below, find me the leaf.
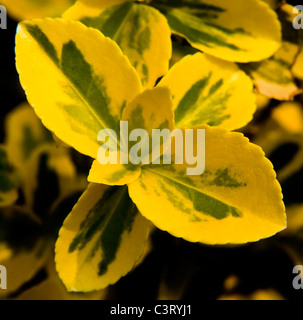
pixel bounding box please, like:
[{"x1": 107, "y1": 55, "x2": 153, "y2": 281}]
[
  {"x1": 64, "y1": 1, "x2": 172, "y2": 89},
  {"x1": 122, "y1": 86, "x2": 175, "y2": 164},
  {"x1": 0, "y1": 240, "x2": 50, "y2": 299},
  {"x1": 55, "y1": 183, "x2": 151, "y2": 292},
  {"x1": 151, "y1": 0, "x2": 282, "y2": 62},
  {"x1": 0, "y1": 147, "x2": 19, "y2": 208},
  {"x1": 88, "y1": 86, "x2": 174, "y2": 185},
  {"x1": 241, "y1": 48, "x2": 302, "y2": 101},
  {"x1": 15, "y1": 276, "x2": 108, "y2": 300},
  {"x1": 1, "y1": 0, "x2": 76, "y2": 21},
  {"x1": 22, "y1": 145, "x2": 80, "y2": 220},
  {"x1": 272, "y1": 102, "x2": 303, "y2": 135},
  {"x1": 283, "y1": 205, "x2": 303, "y2": 234},
  {"x1": 159, "y1": 53, "x2": 256, "y2": 130},
  {"x1": 240, "y1": 4, "x2": 302, "y2": 100},
  {"x1": 15, "y1": 18, "x2": 142, "y2": 160},
  {"x1": 88, "y1": 158, "x2": 142, "y2": 186},
  {"x1": 169, "y1": 41, "x2": 199, "y2": 68},
  {"x1": 128, "y1": 125, "x2": 286, "y2": 245},
  {"x1": 253, "y1": 102, "x2": 303, "y2": 183},
  {"x1": 0, "y1": 207, "x2": 50, "y2": 298},
  {"x1": 5, "y1": 103, "x2": 52, "y2": 172}
]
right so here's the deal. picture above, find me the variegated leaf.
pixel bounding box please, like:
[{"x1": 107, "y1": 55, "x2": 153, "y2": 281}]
[
  {"x1": 88, "y1": 86, "x2": 174, "y2": 185},
  {"x1": 63, "y1": 1, "x2": 172, "y2": 88},
  {"x1": 22, "y1": 144, "x2": 86, "y2": 220},
  {"x1": 88, "y1": 157, "x2": 141, "y2": 186},
  {"x1": 159, "y1": 53, "x2": 256, "y2": 130},
  {"x1": 241, "y1": 4, "x2": 302, "y2": 100},
  {"x1": 0, "y1": 207, "x2": 50, "y2": 298},
  {"x1": 1, "y1": 0, "x2": 75, "y2": 21},
  {"x1": 55, "y1": 183, "x2": 151, "y2": 292},
  {"x1": 128, "y1": 126, "x2": 286, "y2": 245},
  {"x1": 169, "y1": 41, "x2": 198, "y2": 68},
  {"x1": 15, "y1": 18, "x2": 142, "y2": 160},
  {"x1": 5, "y1": 103, "x2": 52, "y2": 172},
  {"x1": 151, "y1": 0, "x2": 282, "y2": 62},
  {"x1": 122, "y1": 86, "x2": 175, "y2": 164},
  {"x1": 253, "y1": 102, "x2": 303, "y2": 184}
]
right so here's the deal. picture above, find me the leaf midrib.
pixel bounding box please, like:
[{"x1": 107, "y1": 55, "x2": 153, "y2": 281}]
[{"x1": 144, "y1": 166, "x2": 237, "y2": 210}]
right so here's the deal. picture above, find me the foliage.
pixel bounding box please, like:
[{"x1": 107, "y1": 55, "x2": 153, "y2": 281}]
[{"x1": 0, "y1": 0, "x2": 303, "y2": 299}]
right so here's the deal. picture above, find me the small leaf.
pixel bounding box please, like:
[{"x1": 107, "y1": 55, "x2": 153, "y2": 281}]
[
  {"x1": 0, "y1": 207, "x2": 50, "y2": 298},
  {"x1": 5, "y1": 103, "x2": 52, "y2": 172},
  {"x1": 22, "y1": 145, "x2": 79, "y2": 219},
  {"x1": 15, "y1": 18, "x2": 142, "y2": 160},
  {"x1": 1, "y1": 0, "x2": 76, "y2": 21},
  {"x1": 151, "y1": 0, "x2": 282, "y2": 62},
  {"x1": 64, "y1": 1, "x2": 172, "y2": 88},
  {"x1": 128, "y1": 125, "x2": 286, "y2": 245},
  {"x1": 88, "y1": 86, "x2": 174, "y2": 185},
  {"x1": 253, "y1": 102, "x2": 303, "y2": 183},
  {"x1": 159, "y1": 53, "x2": 256, "y2": 130},
  {"x1": 88, "y1": 158, "x2": 141, "y2": 186},
  {"x1": 241, "y1": 4, "x2": 302, "y2": 100},
  {"x1": 122, "y1": 86, "x2": 175, "y2": 164},
  {"x1": 55, "y1": 183, "x2": 151, "y2": 292},
  {"x1": 15, "y1": 276, "x2": 108, "y2": 300}
]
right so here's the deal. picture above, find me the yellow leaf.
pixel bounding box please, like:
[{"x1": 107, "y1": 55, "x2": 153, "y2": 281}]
[
  {"x1": 55, "y1": 183, "x2": 151, "y2": 292},
  {"x1": 88, "y1": 86, "x2": 174, "y2": 185},
  {"x1": 22, "y1": 144, "x2": 80, "y2": 214},
  {"x1": 88, "y1": 158, "x2": 141, "y2": 186},
  {"x1": 0, "y1": 240, "x2": 50, "y2": 298},
  {"x1": 16, "y1": 276, "x2": 108, "y2": 300},
  {"x1": 152, "y1": 0, "x2": 282, "y2": 62},
  {"x1": 159, "y1": 53, "x2": 256, "y2": 130},
  {"x1": 0, "y1": 206, "x2": 51, "y2": 298},
  {"x1": 128, "y1": 125, "x2": 286, "y2": 245},
  {"x1": 15, "y1": 18, "x2": 142, "y2": 160},
  {"x1": 5, "y1": 103, "x2": 52, "y2": 172},
  {"x1": 122, "y1": 86, "x2": 175, "y2": 164},
  {"x1": 241, "y1": 4, "x2": 302, "y2": 100},
  {"x1": 253, "y1": 102, "x2": 303, "y2": 183},
  {"x1": 64, "y1": 1, "x2": 172, "y2": 88}
]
